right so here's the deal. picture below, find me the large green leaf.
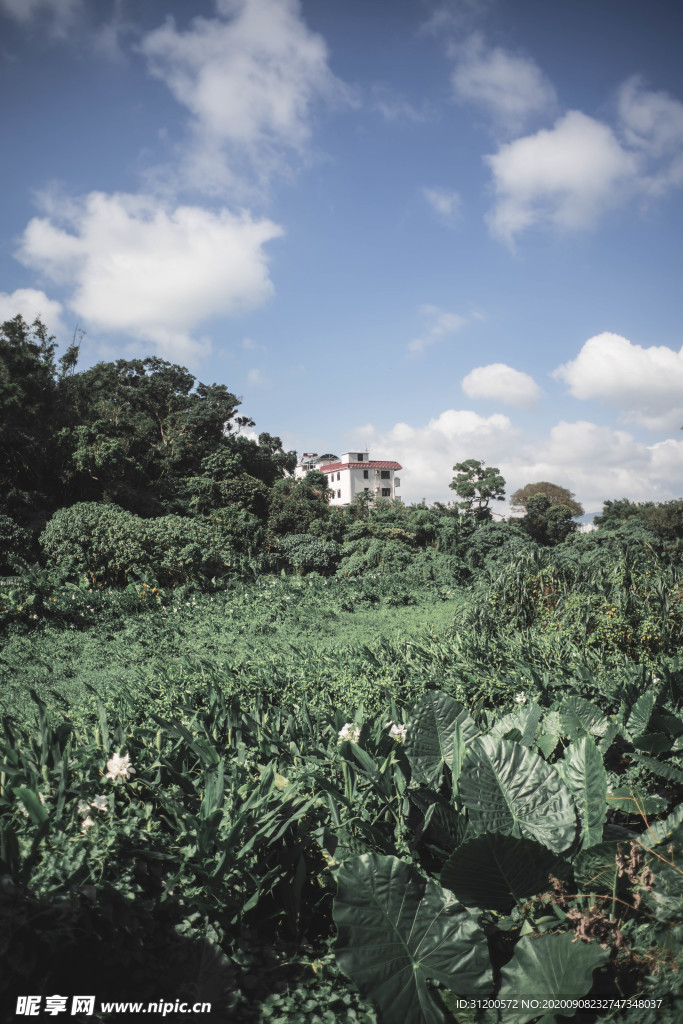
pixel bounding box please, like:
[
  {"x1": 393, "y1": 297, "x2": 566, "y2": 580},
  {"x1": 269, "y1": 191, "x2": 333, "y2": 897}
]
[
  {"x1": 459, "y1": 737, "x2": 577, "y2": 853},
  {"x1": 556, "y1": 735, "x2": 607, "y2": 849},
  {"x1": 441, "y1": 833, "x2": 569, "y2": 912},
  {"x1": 626, "y1": 690, "x2": 656, "y2": 740},
  {"x1": 334, "y1": 854, "x2": 491, "y2": 1024},
  {"x1": 559, "y1": 696, "x2": 610, "y2": 739},
  {"x1": 405, "y1": 691, "x2": 479, "y2": 788},
  {"x1": 489, "y1": 703, "x2": 543, "y2": 748},
  {"x1": 498, "y1": 933, "x2": 609, "y2": 1022},
  {"x1": 606, "y1": 787, "x2": 667, "y2": 819}
]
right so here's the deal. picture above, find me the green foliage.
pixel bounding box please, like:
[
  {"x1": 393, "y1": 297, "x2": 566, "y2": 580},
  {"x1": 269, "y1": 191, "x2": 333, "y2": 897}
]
[
  {"x1": 334, "y1": 854, "x2": 491, "y2": 1024},
  {"x1": 521, "y1": 493, "x2": 579, "y2": 545},
  {"x1": 273, "y1": 533, "x2": 341, "y2": 575},
  {"x1": 0, "y1": 316, "x2": 60, "y2": 527},
  {"x1": 450, "y1": 458, "x2": 506, "y2": 520},
  {"x1": 511, "y1": 480, "x2": 584, "y2": 518},
  {"x1": 40, "y1": 502, "x2": 260, "y2": 587}
]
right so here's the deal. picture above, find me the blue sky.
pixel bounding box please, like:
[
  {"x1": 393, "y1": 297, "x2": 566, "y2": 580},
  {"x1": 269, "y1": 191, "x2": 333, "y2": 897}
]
[{"x1": 2, "y1": 0, "x2": 683, "y2": 510}]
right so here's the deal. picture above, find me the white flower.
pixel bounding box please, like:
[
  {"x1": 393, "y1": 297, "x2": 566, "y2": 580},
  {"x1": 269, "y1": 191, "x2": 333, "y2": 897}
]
[
  {"x1": 337, "y1": 723, "x2": 361, "y2": 745},
  {"x1": 90, "y1": 794, "x2": 109, "y2": 812},
  {"x1": 80, "y1": 816, "x2": 96, "y2": 832},
  {"x1": 515, "y1": 693, "x2": 527, "y2": 704},
  {"x1": 388, "y1": 723, "x2": 408, "y2": 744},
  {"x1": 17, "y1": 800, "x2": 29, "y2": 818},
  {"x1": 105, "y1": 752, "x2": 136, "y2": 781},
  {"x1": 77, "y1": 800, "x2": 91, "y2": 816}
]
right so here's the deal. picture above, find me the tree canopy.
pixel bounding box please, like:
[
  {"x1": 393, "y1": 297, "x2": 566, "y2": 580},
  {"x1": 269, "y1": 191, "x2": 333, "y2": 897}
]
[
  {"x1": 450, "y1": 459, "x2": 505, "y2": 521},
  {"x1": 510, "y1": 481, "x2": 583, "y2": 518}
]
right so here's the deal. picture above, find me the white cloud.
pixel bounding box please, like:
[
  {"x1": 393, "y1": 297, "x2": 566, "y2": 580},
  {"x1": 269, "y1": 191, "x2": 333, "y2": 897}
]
[
  {"x1": 618, "y1": 75, "x2": 683, "y2": 158},
  {"x1": 17, "y1": 190, "x2": 283, "y2": 363},
  {"x1": 512, "y1": 420, "x2": 683, "y2": 511},
  {"x1": 139, "y1": 0, "x2": 354, "y2": 194},
  {"x1": 0, "y1": 288, "x2": 67, "y2": 338},
  {"x1": 462, "y1": 362, "x2": 540, "y2": 407},
  {"x1": 423, "y1": 187, "x2": 461, "y2": 224},
  {"x1": 350, "y1": 412, "x2": 683, "y2": 511},
  {"x1": 617, "y1": 75, "x2": 683, "y2": 194},
  {"x1": 451, "y1": 33, "x2": 557, "y2": 133},
  {"x1": 407, "y1": 304, "x2": 467, "y2": 357},
  {"x1": 485, "y1": 110, "x2": 638, "y2": 245},
  {"x1": 553, "y1": 332, "x2": 683, "y2": 431}
]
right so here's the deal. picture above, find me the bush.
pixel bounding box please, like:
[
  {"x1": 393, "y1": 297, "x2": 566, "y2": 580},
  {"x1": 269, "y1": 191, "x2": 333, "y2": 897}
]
[
  {"x1": 273, "y1": 534, "x2": 341, "y2": 575},
  {"x1": 40, "y1": 503, "x2": 258, "y2": 587}
]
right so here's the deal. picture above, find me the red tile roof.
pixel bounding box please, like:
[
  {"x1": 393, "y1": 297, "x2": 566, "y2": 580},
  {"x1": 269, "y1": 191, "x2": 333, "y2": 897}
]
[{"x1": 319, "y1": 461, "x2": 402, "y2": 471}]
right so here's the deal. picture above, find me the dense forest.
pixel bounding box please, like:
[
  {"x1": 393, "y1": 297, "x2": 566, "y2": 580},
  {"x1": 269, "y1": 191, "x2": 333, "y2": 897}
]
[{"x1": 1, "y1": 316, "x2": 682, "y2": 1023}]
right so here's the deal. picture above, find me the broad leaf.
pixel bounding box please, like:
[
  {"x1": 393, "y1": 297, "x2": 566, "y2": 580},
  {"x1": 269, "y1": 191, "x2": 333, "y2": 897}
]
[
  {"x1": 626, "y1": 691, "x2": 656, "y2": 739},
  {"x1": 405, "y1": 691, "x2": 479, "y2": 788},
  {"x1": 559, "y1": 696, "x2": 610, "y2": 739},
  {"x1": 441, "y1": 833, "x2": 569, "y2": 913},
  {"x1": 459, "y1": 736, "x2": 577, "y2": 853},
  {"x1": 631, "y1": 753, "x2": 683, "y2": 784},
  {"x1": 499, "y1": 933, "x2": 609, "y2": 1022},
  {"x1": 489, "y1": 703, "x2": 542, "y2": 748},
  {"x1": 556, "y1": 735, "x2": 607, "y2": 849},
  {"x1": 334, "y1": 854, "x2": 491, "y2": 1024},
  {"x1": 537, "y1": 710, "x2": 562, "y2": 759},
  {"x1": 606, "y1": 787, "x2": 667, "y2": 819}
]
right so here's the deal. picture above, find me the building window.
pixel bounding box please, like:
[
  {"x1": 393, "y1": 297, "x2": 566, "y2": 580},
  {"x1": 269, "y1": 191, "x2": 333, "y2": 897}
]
[
  {"x1": 364, "y1": 487, "x2": 369, "y2": 492},
  {"x1": 357, "y1": 453, "x2": 364, "y2": 461},
  {"x1": 329, "y1": 474, "x2": 333, "y2": 482},
  {"x1": 337, "y1": 472, "x2": 340, "y2": 481},
  {"x1": 380, "y1": 470, "x2": 390, "y2": 479},
  {"x1": 382, "y1": 488, "x2": 391, "y2": 497},
  {"x1": 363, "y1": 469, "x2": 369, "y2": 478},
  {"x1": 337, "y1": 489, "x2": 341, "y2": 499}
]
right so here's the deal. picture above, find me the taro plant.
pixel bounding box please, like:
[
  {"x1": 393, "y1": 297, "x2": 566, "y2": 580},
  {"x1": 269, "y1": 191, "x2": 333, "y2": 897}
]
[{"x1": 332, "y1": 689, "x2": 683, "y2": 1023}]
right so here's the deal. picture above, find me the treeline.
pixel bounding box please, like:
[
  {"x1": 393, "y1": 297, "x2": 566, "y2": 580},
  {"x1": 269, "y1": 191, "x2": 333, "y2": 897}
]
[{"x1": 2, "y1": 314, "x2": 683, "y2": 593}]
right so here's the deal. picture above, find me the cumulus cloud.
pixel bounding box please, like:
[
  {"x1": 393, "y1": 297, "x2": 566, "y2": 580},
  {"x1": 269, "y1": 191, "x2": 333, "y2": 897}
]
[
  {"x1": 485, "y1": 110, "x2": 638, "y2": 245},
  {"x1": 0, "y1": 287, "x2": 67, "y2": 338},
  {"x1": 553, "y1": 332, "x2": 683, "y2": 431},
  {"x1": 462, "y1": 362, "x2": 540, "y2": 407},
  {"x1": 17, "y1": 191, "x2": 282, "y2": 363},
  {"x1": 407, "y1": 304, "x2": 467, "y2": 357},
  {"x1": 512, "y1": 421, "x2": 683, "y2": 511},
  {"x1": 484, "y1": 76, "x2": 683, "y2": 245},
  {"x1": 139, "y1": 0, "x2": 354, "y2": 195},
  {"x1": 422, "y1": 187, "x2": 461, "y2": 224},
  {"x1": 350, "y1": 412, "x2": 683, "y2": 510},
  {"x1": 348, "y1": 409, "x2": 514, "y2": 503},
  {"x1": 450, "y1": 33, "x2": 557, "y2": 134}
]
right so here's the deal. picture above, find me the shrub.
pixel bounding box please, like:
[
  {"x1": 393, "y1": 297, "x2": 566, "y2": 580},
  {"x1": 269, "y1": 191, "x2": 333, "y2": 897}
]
[
  {"x1": 273, "y1": 534, "x2": 341, "y2": 575},
  {"x1": 40, "y1": 503, "x2": 257, "y2": 587}
]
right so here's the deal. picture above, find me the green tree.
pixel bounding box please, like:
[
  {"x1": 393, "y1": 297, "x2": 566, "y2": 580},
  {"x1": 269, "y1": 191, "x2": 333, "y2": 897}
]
[
  {"x1": 0, "y1": 315, "x2": 60, "y2": 528},
  {"x1": 450, "y1": 459, "x2": 505, "y2": 521},
  {"x1": 267, "y1": 471, "x2": 331, "y2": 541},
  {"x1": 58, "y1": 357, "x2": 247, "y2": 514},
  {"x1": 521, "y1": 493, "x2": 578, "y2": 545},
  {"x1": 510, "y1": 481, "x2": 584, "y2": 518}
]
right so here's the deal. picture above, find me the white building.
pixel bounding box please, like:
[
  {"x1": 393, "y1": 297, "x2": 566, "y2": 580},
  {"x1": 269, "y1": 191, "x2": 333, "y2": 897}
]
[{"x1": 294, "y1": 450, "x2": 402, "y2": 506}]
